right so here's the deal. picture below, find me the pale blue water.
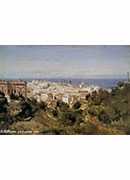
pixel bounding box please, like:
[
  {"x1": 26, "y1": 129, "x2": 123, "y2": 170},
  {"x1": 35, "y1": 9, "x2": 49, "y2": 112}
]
[
  {"x1": 41, "y1": 78, "x2": 126, "y2": 88},
  {"x1": 5, "y1": 78, "x2": 127, "y2": 89}
]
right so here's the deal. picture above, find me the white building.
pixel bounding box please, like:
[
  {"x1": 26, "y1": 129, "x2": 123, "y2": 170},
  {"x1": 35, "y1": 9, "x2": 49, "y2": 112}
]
[{"x1": 62, "y1": 94, "x2": 69, "y2": 104}]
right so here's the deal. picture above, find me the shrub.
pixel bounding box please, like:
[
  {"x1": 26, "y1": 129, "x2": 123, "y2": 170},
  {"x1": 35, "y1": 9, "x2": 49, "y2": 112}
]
[
  {"x1": 61, "y1": 110, "x2": 83, "y2": 126},
  {"x1": 117, "y1": 81, "x2": 125, "y2": 88},
  {"x1": 73, "y1": 101, "x2": 81, "y2": 109},
  {"x1": 52, "y1": 109, "x2": 58, "y2": 117},
  {"x1": 98, "y1": 111, "x2": 111, "y2": 124},
  {"x1": 39, "y1": 101, "x2": 47, "y2": 110},
  {"x1": 56, "y1": 100, "x2": 69, "y2": 111}
]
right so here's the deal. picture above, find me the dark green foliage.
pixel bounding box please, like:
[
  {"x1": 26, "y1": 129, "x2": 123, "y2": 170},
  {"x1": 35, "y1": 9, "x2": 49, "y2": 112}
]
[
  {"x1": 0, "y1": 93, "x2": 9, "y2": 123},
  {"x1": 85, "y1": 93, "x2": 91, "y2": 100},
  {"x1": 10, "y1": 93, "x2": 19, "y2": 100},
  {"x1": 19, "y1": 101, "x2": 32, "y2": 118},
  {"x1": 61, "y1": 110, "x2": 83, "y2": 126},
  {"x1": 88, "y1": 105, "x2": 98, "y2": 116},
  {"x1": 117, "y1": 81, "x2": 125, "y2": 88},
  {"x1": 88, "y1": 89, "x2": 110, "y2": 106},
  {"x1": 52, "y1": 109, "x2": 58, "y2": 117},
  {"x1": 98, "y1": 111, "x2": 111, "y2": 124},
  {"x1": 73, "y1": 101, "x2": 81, "y2": 109},
  {"x1": 39, "y1": 101, "x2": 47, "y2": 111},
  {"x1": 86, "y1": 81, "x2": 130, "y2": 129},
  {"x1": 56, "y1": 100, "x2": 69, "y2": 111},
  {"x1": 16, "y1": 98, "x2": 38, "y2": 120}
]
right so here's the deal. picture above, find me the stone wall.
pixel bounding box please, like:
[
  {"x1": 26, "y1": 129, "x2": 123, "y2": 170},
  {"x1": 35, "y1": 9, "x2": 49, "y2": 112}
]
[{"x1": 0, "y1": 80, "x2": 27, "y2": 97}]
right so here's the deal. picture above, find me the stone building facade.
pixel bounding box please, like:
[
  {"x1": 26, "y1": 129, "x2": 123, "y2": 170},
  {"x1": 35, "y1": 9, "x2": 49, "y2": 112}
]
[
  {"x1": 0, "y1": 80, "x2": 27, "y2": 97},
  {"x1": 0, "y1": 80, "x2": 8, "y2": 95}
]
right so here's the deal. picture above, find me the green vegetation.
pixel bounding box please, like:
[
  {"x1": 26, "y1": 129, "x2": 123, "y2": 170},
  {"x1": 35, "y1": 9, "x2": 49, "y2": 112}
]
[
  {"x1": 0, "y1": 92, "x2": 8, "y2": 123},
  {"x1": 1, "y1": 81, "x2": 130, "y2": 134}
]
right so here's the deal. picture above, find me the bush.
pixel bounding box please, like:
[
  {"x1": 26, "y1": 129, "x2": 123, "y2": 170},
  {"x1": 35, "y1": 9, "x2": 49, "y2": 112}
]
[
  {"x1": 0, "y1": 94, "x2": 8, "y2": 111},
  {"x1": 17, "y1": 100, "x2": 34, "y2": 119},
  {"x1": 61, "y1": 110, "x2": 83, "y2": 126},
  {"x1": 52, "y1": 109, "x2": 58, "y2": 117},
  {"x1": 98, "y1": 111, "x2": 111, "y2": 124},
  {"x1": 10, "y1": 93, "x2": 19, "y2": 100},
  {"x1": 56, "y1": 100, "x2": 69, "y2": 111},
  {"x1": 117, "y1": 81, "x2": 125, "y2": 88},
  {"x1": 88, "y1": 105, "x2": 99, "y2": 116},
  {"x1": 73, "y1": 101, "x2": 81, "y2": 109},
  {"x1": 39, "y1": 101, "x2": 47, "y2": 110}
]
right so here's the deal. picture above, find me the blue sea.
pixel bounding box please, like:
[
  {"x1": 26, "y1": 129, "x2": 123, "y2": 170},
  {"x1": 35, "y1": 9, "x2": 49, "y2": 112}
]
[
  {"x1": 41, "y1": 78, "x2": 127, "y2": 89},
  {"x1": 6, "y1": 78, "x2": 127, "y2": 89}
]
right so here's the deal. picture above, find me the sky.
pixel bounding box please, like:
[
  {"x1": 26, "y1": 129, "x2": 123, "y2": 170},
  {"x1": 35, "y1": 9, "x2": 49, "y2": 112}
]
[{"x1": 0, "y1": 45, "x2": 130, "y2": 79}]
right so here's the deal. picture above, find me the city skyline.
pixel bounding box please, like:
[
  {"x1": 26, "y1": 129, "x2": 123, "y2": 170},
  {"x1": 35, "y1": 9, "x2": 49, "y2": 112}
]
[{"x1": 0, "y1": 45, "x2": 130, "y2": 79}]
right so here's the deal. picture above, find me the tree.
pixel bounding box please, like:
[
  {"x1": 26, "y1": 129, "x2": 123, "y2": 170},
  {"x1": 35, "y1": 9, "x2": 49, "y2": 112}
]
[
  {"x1": 98, "y1": 111, "x2": 110, "y2": 124},
  {"x1": 0, "y1": 93, "x2": 8, "y2": 123},
  {"x1": 117, "y1": 81, "x2": 125, "y2": 88},
  {"x1": 73, "y1": 101, "x2": 81, "y2": 109},
  {"x1": 56, "y1": 100, "x2": 69, "y2": 111},
  {"x1": 39, "y1": 101, "x2": 47, "y2": 111}
]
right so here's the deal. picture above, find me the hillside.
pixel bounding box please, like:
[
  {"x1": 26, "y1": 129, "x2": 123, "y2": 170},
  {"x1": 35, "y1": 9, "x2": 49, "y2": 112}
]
[{"x1": 0, "y1": 81, "x2": 130, "y2": 134}]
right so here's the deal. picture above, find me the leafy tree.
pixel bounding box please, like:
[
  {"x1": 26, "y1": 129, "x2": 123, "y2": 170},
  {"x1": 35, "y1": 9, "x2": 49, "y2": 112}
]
[
  {"x1": 117, "y1": 81, "x2": 125, "y2": 88},
  {"x1": 73, "y1": 101, "x2": 81, "y2": 109},
  {"x1": 56, "y1": 100, "x2": 69, "y2": 112},
  {"x1": 0, "y1": 92, "x2": 9, "y2": 123},
  {"x1": 39, "y1": 101, "x2": 47, "y2": 111},
  {"x1": 98, "y1": 111, "x2": 111, "y2": 124}
]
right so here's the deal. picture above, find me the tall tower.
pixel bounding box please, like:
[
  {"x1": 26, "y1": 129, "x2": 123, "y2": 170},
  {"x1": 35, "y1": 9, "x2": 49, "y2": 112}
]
[{"x1": 127, "y1": 72, "x2": 130, "y2": 82}]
